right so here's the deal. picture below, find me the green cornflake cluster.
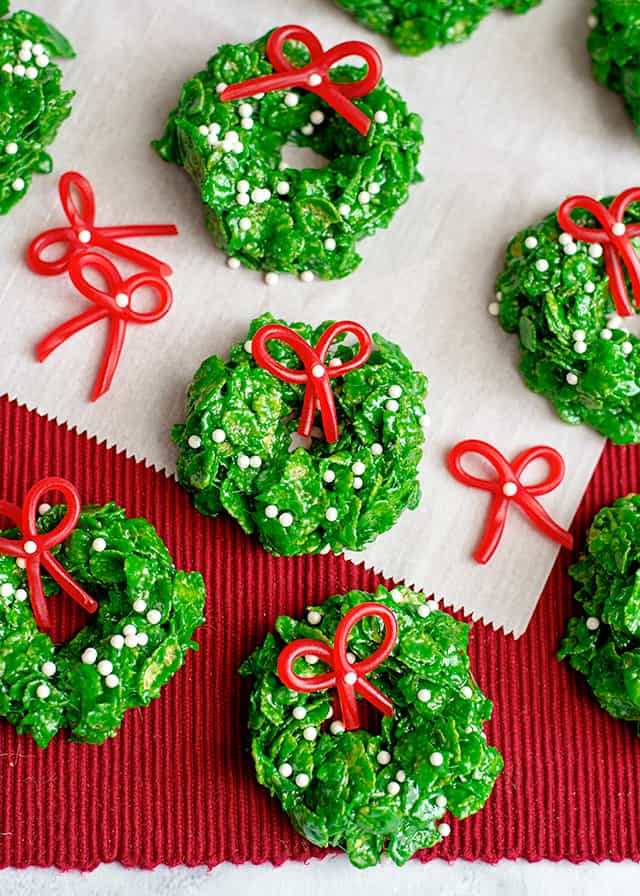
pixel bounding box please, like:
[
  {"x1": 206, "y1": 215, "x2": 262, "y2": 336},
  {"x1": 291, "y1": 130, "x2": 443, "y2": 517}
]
[
  {"x1": 588, "y1": 1, "x2": 640, "y2": 136},
  {"x1": 0, "y1": 502, "x2": 206, "y2": 748},
  {"x1": 239, "y1": 586, "x2": 503, "y2": 868},
  {"x1": 153, "y1": 31, "x2": 423, "y2": 280},
  {"x1": 559, "y1": 495, "x2": 640, "y2": 731},
  {"x1": 0, "y1": 0, "x2": 75, "y2": 214},
  {"x1": 172, "y1": 313, "x2": 429, "y2": 557},
  {"x1": 495, "y1": 197, "x2": 640, "y2": 444},
  {"x1": 333, "y1": 0, "x2": 541, "y2": 55}
]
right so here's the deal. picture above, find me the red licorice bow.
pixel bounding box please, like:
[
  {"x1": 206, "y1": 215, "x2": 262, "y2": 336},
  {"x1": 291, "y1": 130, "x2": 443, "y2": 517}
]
[
  {"x1": 220, "y1": 24, "x2": 383, "y2": 136},
  {"x1": 277, "y1": 602, "x2": 398, "y2": 731},
  {"x1": 36, "y1": 251, "x2": 173, "y2": 401},
  {"x1": 447, "y1": 439, "x2": 573, "y2": 565},
  {"x1": 0, "y1": 478, "x2": 97, "y2": 634},
  {"x1": 26, "y1": 171, "x2": 178, "y2": 278},
  {"x1": 251, "y1": 320, "x2": 372, "y2": 443},
  {"x1": 557, "y1": 188, "x2": 640, "y2": 318}
]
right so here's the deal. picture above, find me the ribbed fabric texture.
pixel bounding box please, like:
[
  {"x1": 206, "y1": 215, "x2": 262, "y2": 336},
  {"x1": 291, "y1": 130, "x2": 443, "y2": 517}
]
[{"x1": 0, "y1": 394, "x2": 636, "y2": 870}]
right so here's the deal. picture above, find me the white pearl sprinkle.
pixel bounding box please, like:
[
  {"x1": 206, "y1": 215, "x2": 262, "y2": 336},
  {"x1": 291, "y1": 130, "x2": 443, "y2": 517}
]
[
  {"x1": 12, "y1": 178, "x2": 25, "y2": 191},
  {"x1": 35, "y1": 54, "x2": 49, "y2": 68},
  {"x1": 310, "y1": 110, "x2": 324, "y2": 125},
  {"x1": 385, "y1": 399, "x2": 399, "y2": 413},
  {"x1": 417, "y1": 605, "x2": 430, "y2": 618},
  {"x1": 311, "y1": 363, "x2": 325, "y2": 378},
  {"x1": 238, "y1": 103, "x2": 253, "y2": 118},
  {"x1": 589, "y1": 244, "x2": 603, "y2": 259},
  {"x1": 323, "y1": 470, "x2": 336, "y2": 484},
  {"x1": 279, "y1": 762, "x2": 293, "y2": 778},
  {"x1": 438, "y1": 823, "x2": 451, "y2": 837},
  {"x1": 564, "y1": 242, "x2": 578, "y2": 256},
  {"x1": 123, "y1": 625, "x2": 137, "y2": 640},
  {"x1": 237, "y1": 454, "x2": 250, "y2": 470},
  {"x1": 300, "y1": 124, "x2": 314, "y2": 136},
  {"x1": 371, "y1": 443, "x2": 383, "y2": 456},
  {"x1": 558, "y1": 232, "x2": 572, "y2": 246},
  {"x1": 353, "y1": 477, "x2": 363, "y2": 490},
  {"x1": 241, "y1": 118, "x2": 254, "y2": 130},
  {"x1": 324, "y1": 237, "x2": 336, "y2": 250},
  {"x1": 13, "y1": 64, "x2": 25, "y2": 77},
  {"x1": 612, "y1": 222, "x2": 626, "y2": 236},
  {"x1": 110, "y1": 635, "x2": 125, "y2": 649},
  {"x1": 295, "y1": 773, "x2": 309, "y2": 788},
  {"x1": 212, "y1": 428, "x2": 226, "y2": 443},
  {"x1": 395, "y1": 770, "x2": 406, "y2": 783},
  {"x1": 574, "y1": 341, "x2": 587, "y2": 354},
  {"x1": 147, "y1": 609, "x2": 162, "y2": 624},
  {"x1": 344, "y1": 671, "x2": 357, "y2": 685},
  {"x1": 502, "y1": 482, "x2": 518, "y2": 497},
  {"x1": 264, "y1": 272, "x2": 279, "y2": 286},
  {"x1": 239, "y1": 217, "x2": 251, "y2": 231},
  {"x1": 42, "y1": 661, "x2": 56, "y2": 677},
  {"x1": 488, "y1": 302, "x2": 500, "y2": 316},
  {"x1": 585, "y1": 281, "x2": 596, "y2": 294},
  {"x1": 566, "y1": 372, "x2": 579, "y2": 386},
  {"x1": 346, "y1": 651, "x2": 356, "y2": 664},
  {"x1": 535, "y1": 259, "x2": 549, "y2": 273},
  {"x1": 105, "y1": 673, "x2": 119, "y2": 689},
  {"x1": 600, "y1": 328, "x2": 613, "y2": 340},
  {"x1": 279, "y1": 512, "x2": 294, "y2": 528},
  {"x1": 387, "y1": 781, "x2": 400, "y2": 796},
  {"x1": 115, "y1": 293, "x2": 129, "y2": 308},
  {"x1": 97, "y1": 660, "x2": 113, "y2": 677},
  {"x1": 4, "y1": 142, "x2": 18, "y2": 155},
  {"x1": 137, "y1": 632, "x2": 149, "y2": 647},
  {"x1": 417, "y1": 688, "x2": 431, "y2": 703},
  {"x1": 573, "y1": 329, "x2": 586, "y2": 341},
  {"x1": 308, "y1": 73, "x2": 322, "y2": 86},
  {"x1": 588, "y1": 13, "x2": 598, "y2": 27},
  {"x1": 292, "y1": 706, "x2": 307, "y2": 720},
  {"x1": 300, "y1": 271, "x2": 314, "y2": 283},
  {"x1": 436, "y1": 795, "x2": 448, "y2": 808},
  {"x1": 461, "y1": 685, "x2": 473, "y2": 699},
  {"x1": 36, "y1": 684, "x2": 50, "y2": 699},
  {"x1": 77, "y1": 229, "x2": 91, "y2": 244},
  {"x1": 265, "y1": 504, "x2": 279, "y2": 519},
  {"x1": 352, "y1": 461, "x2": 365, "y2": 476},
  {"x1": 236, "y1": 193, "x2": 250, "y2": 207},
  {"x1": 284, "y1": 93, "x2": 299, "y2": 107},
  {"x1": 307, "y1": 610, "x2": 322, "y2": 625},
  {"x1": 524, "y1": 236, "x2": 538, "y2": 250},
  {"x1": 305, "y1": 654, "x2": 319, "y2": 665},
  {"x1": 390, "y1": 588, "x2": 403, "y2": 603},
  {"x1": 92, "y1": 537, "x2": 107, "y2": 552},
  {"x1": 338, "y1": 203, "x2": 351, "y2": 217},
  {"x1": 188, "y1": 434, "x2": 202, "y2": 449},
  {"x1": 125, "y1": 634, "x2": 138, "y2": 648},
  {"x1": 276, "y1": 181, "x2": 290, "y2": 196},
  {"x1": 586, "y1": 616, "x2": 600, "y2": 631},
  {"x1": 429, "y1": 751, "x2": 444, "y2": 767},
  {"x1": 358, "y1": 191, "x2": 370, "y2": 205},
  {"x1": 374, "y1": 110, "x2": 388, "y2": 124},
  {"x1": 37, "y1": 502, "x2": 51, "y2": 516},
  {"x1": 82, "y1": 648, "x2": 97, "y2": 665},
  {"x1": 376, "y1": 750, "x2": 391, "y2": 765},
  {"x1": 15, "y1": 588, "x2": 27, "y2": 601},
  {"x1": 227, "y1": 256, "x2": 241, "y2": 270},
  {"x1": 325, "y1": 507, "x2": 338, "y2": 523},
  {"x1": 1, "y1": 63, "x2": 13, "y2": 74},
  {"x1": 622, "y1": 341, "x2": 633, "y2": 355},
  {"x1": 18, "y1": 48, "x2": 32, "y2": 62},
  {"x1": 250, "y1": 455, "x2": 262, "y2": 469},
  {"x1": 244, "y1": 340, "x2": 253, "y2": 353},
  {"x1": 330, "y1": 721, "x2": 345, "y2": 735},
  {"x1": 303, "y1": 726, "x2": 318, "y2": 742},
  {"x1": 0, "y1": 583, "x2": 13, "y2": 597},
  {"x1": 388, "y1": 385, "x2": 402, "y2": 399},
  {"x1": 198, "y1": 125, "x2": 209, "y2": 136},
  {"x1": 215, "y1": 82, "x2": 227, "y2": 94},
  {"x1": 369, "y1": 182, "x2": 381, "y2": 195}
]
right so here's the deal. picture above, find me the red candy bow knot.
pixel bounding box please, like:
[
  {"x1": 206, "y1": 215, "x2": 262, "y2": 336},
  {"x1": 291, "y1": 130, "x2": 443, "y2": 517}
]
[
  {"x1": 220, "y1": 24, "x2": 383, "y2": 136},
  {"x1": 448, "y1": 439, "x2": 573, "y2": 564},
  {"x1": 251, "y1": 320, "x2": 372, "y2": 443},
  {"x1": 37, "y1": 251, "x2": 173, "y2": 401},
  {"x1": 277, "y1": 602, "x2": 398, "y2": 731},
  {"x1": 26, "y1": 171, "x2": 178, "y2": 279},
  {"x1": 557, "y1": 188, "x2": 640, "y2": 318},
  {"x1": 0, "y1": 478, "x2": 97, "y2": 634}
]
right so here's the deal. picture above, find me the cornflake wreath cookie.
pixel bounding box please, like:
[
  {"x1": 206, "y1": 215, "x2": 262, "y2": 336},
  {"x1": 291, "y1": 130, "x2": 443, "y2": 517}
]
[
  {"x1": 588, "y1": 1, "x2": 640, "y2": 136},
  {"x1": 172, "y1": 313, "x2": 429, "y2": 556},
  {"x1": 493, "y1": 188, "x2": 640, "y2": 444},
  {"x1": 333, "y1": 0, "x2": 541, "y2": 56},
  {"x1": 0, "y1": 477, "x2": 206, "y2": 748},
  {"x1": 0, "y1": 0, "x2": 75, "y2": 214},
  {"x1": 153, "y1": 26, "x2": 423, "y2": 282},
  {"x1": 239, "y1": 586, "x2": 503, "y2": 868},
  {"x1": 559, "y1": 495, "x2": 640, "y2": 732}
]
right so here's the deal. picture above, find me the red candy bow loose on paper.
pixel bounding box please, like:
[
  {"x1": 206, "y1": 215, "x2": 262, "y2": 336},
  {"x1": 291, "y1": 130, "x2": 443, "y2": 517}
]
[
  {"x1": 220, "y1": 24, "x2": 383, "y2": 136},
  {"x1": 0, "y1": 478, "x2": 97, "y2": 634},
  {"x1": 277, "y1": 602, "x2": 398, "y2": 731},
  {"x1": 448, "y1": 439, "x2": 573, "y2": 564},
  {"x1": 26, "y1": 171, "x2": 179, "y2": 279},
  {"x1": 251, "y1": 320, "x2": 372, "y2": 443},
  {"x1": 37, "y1": 252, "x2": 173, "y2": 401},
  {"x1": 557, "y1": 188, "x2": 640, "y2": 318}
]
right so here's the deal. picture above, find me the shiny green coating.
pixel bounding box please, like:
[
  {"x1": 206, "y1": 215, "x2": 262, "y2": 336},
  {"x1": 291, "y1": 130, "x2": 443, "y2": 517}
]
[
  {"x1": 172, "y1": 313, "x2": 429, "y2": 556},
  {"x1": 239, "y1": 586, "x2": 503, "y2": 868},
  {"x1": 0, "y1": 502, "x2": 206, "y2": 748},
  {"x1": 558, "y1": 495, "x2": 640, "y2": 731},
  {"x1": 495, "y1": 198, "x2": 640, "y2": 444},
  {"x1": 589, "y1": 1, "x2": 640, "y2": 135},
  {"x1": 0, "y1": 1, "x2": 75, "y2": 214},
  {"x1": 152, "y1": 32, "x2": 423, "y2": 279},
  {"x1": 333, "y1": 0, "x2": 541, "y2": 55}
]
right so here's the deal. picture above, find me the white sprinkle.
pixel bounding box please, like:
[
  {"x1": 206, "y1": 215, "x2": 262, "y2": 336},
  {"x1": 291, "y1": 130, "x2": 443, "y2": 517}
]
[
  {"x1": 524, "y1": 236, "x2": 538, "y2": 250},
  {"x1": 237, "y1": 454, "x2": 250, "y2": 470},
  {"x1": 250, "y1": 455, "x2": 262, "y2": 469},
  {"x1": 589, "y1": 244, "x2": 603, "y2": 259},
  {"x1": 215, "y1": 82, "x2": 227, "y2": 94},
  {"x1": 323, "y1": 470, "x2": 336, "y2": 484},
  {"x1": 238, "y1": 103, "x2": 253, "y2": 118},
  {"x1": 1, "y1": 64, "x2": 13, "y2": 74},
  {"x1": 535, "y1": 259, "x2": 549, "y2": 273},
  {"x1": 586, "y1": 616, "x2": 600, "y2": 631},
  {"x1": 110, "y1": 635, "x2": 125, "y2": 649},
  {"x1": 310, "y1": 110, "x2": 324, "y2": 125},
  {"x1": 346, "y1": 652, "x2": 356, "y2": 664},
  {"x1": 11, "y1": 177, "x2": 25, "y2": 193},
  {"x1": 600, "y1": 328, "x2": 613, "y2": 341},
  {"x1": 390, "y1": 588, "x2": 403, "y2": 603},
  {"x1": 36, "y1": 684, "x2": 50, "y2": 699},
  {"x1": 300, "y1": 271, "x2": 314, "y2": 283},
  {"x1": 132, "y1": 598, "x2": 148, "y2": 614},
  {"x1": 612, "y1": 222, "x2": 626, "y2": 236},
  {"x1": 207, "y1": 132, "x2": 219, "y2": 146},
  {"x1": 92, "y1": 537, "x2": 107, "y2": 552},
  {"x1": 420, "y1": 414, "x2": 432, "y2": 428},
  {"x1": 461, "y1": 685, "x2": 473, "y2": 699},
  {"x1": 305, "y1": 654, "x2": 319, "y2": 665},
  {"x1": 324, "y1": 237, "x2": 336, "y2": 250},
  {"x1": 77, "y1": 229, "x2": 91, "y2": 244},
  {"x1": 387, "y1": 781, "x2": 400, "y2": 796},
  {"x1": 279, "y1": 512, "x2": 294, "y2": 528},
  {"x1": 35, "y1": 53, "x2": 49, "y2": 68},
  {"x1": 239, "y1": 217, "x2": 251, "y2": 231},
  {"x1": 417, "y1": 605, "x2": 430, "y2": 618},
  {"x1": 622, "y1": 341, "x2": 633, "y2": 355},
  {"x1": 104, "y1": 674, "x2": 119, "y2": 689},
  {"x1": 338, "y1": 203, "x2": 351, "y2": 217},
  {"x1": 584, "y1": 281, "x2": 596, "y2": 294},
  {"x1": 396, "y1": 770, "x2": 406, "y2": 783},
  {"x1": 300, "y1": 124, "x2": 314, "y2": 136},
  {"x1": 265, "y1": 504, "x2": 279, "y2": 519},
  {"x1": 82, "y1": 648, "x2": 97, "y2": 665},
  {"x1": 588, "y1": 13, "x2": 598, "y2": 27},
  {"x1": 371, "y1": 443, "x2": 383, "y2": 456},
  {"x1": 374, "y1": 110, "x2": 388, "y2": 124},
  {"x1": 292, "y1": 706, "x2": 307, "y2": 720},
  {"x1": 325, "y1": 507, "x2": 338, "y2": 522},
  {"x1": 241, "y1": 118, "x2": 254, "y2": 130},
  {"x1": 330, "y1": 721, "x2": 345, "y2": 735},
  {"x1": 188, "y1": 434, "x2": 202, "y2": 449},
  {"x1": 564, "y1": 242, "x2": 578, "y2": 256},
  {"x1": 369, "y1": 182, "x2": 381, "y2": 195},
  {"x1": 311, "y1": 363, "x2": 325, "y2": 378},
  {"x1": 488, "y1": 302, "x2": 500, "y2": 316},
  {"x1": 254, "y1": 92, "x2": 265, "y2": 99},
  {"x1": 15, "y1": 588, "x2": 27, "y2": 601},
  {"x1": 417, "y1": 688, "x2": 431, "y2": 703},
  {"x1": 37, "y1": 502, "x2": 52, "y2": 516},
  {"x1": 353, "y1": 477, "x2": 363, "y2": 490},
  {"x1": 276, "y1": 181, "x2": 290, "y2": 196},
  {"x1": 388, "y1": 385, "x2": 402, "y2": 399},
  {"x1": 308, "y1": 73, "x2": 322, "y2": 86},
  {"x1": 284, "y1": 93, "x2": 299, "y2": 107},
  {"x1": 13, "y1": 64, "x2": 25, "y2": 77},
  {"x1": 438, "y1": 823, "x2": 451, "y2": 837},
  {"x1": 115, "y1": 293, "x2": 129, "y2": 308},
  {"x1": 566, "y1": 372, "x2": 579, "y2": 386},
  {"x1": 303, "y1": 726, "x2": 318, "y2": 742},
  {"x1": 502, "y1": 482, "x2": 518, "y2": 497},
  {"x1": 42, "y1": 661, "x2": 56, "y2": 677},
  {"x1": 125, "y1": 634, "x2": 138, "y2": 649},
  {"x1": 244, "y1": 340, "x2": 253, "y2": 353},
  {"x1": 18, "y1": 48, "x2": 32, "y2": 62},
  {"x1": 574, "y1": 341, "x2": 587, "y2": 354},
  {"x1": 212, "y1": 428, "x2": 226, "y2": 443},
  {"x1": 227, "y1": 256, "x2": 241, "y2": 270},
  {"x1": 385, "y1": 399, "x2": 399, "y2": 413},
  {"x1": 436, "y1": 795, "x2": 447, "y2": 808},
  {"x1": 0, "y1": 583, "x2": 13, "y2": 598},
  {"x1": 232, "y1": 142, "x2": 244, "y2": 155},
  {"x1": 209, "y1": 122, "x2": 221, "y2": 135},
  {"x1": 358, "y1": 191, "x2": 370, "y2": 205},
  {"x1": 236, "y1": 193, "x2": 250, "y2": 207},
  {"x1": 328, "y1": 358, "x2": 342, "y2": 368},
  {"x1": 307, "y1": 610, "x2": 322, "y2": 625},
  {"x1": 279, "y1": 762, "x2": 293, "y2": 778},
  {"x1": 352, "y1": 461, "x2": 365, "y2": 476},
  {"x1": 558, "y1": 232, "x2": 572, "y2": 246},
  {"x1": 198, "y1": 125, "x2": 209, "y2": 136},
  {"x1": 147, "y1": 609, "x2": 162, "y2": 624},
  {"x1": 376, "y1": 750, "x2": 391, "y2": 765},
  {"x1": 21, "y1": 40, "x2": 33, "y2": 49},
  {"x1": 4, "y1": 142, "x2": 18, "y2": 155},
  {"x1": 264, "y1": 272, "x2": 279, "y2": 286},
  {"x1": 97, "y1": 660, "x2": 113, "y2": 677},
  {"x1": 295, "y1": 773, "x2": 309, "y2": 788},
  {"x1": 572, "y1": 329, "x2": 586, "y2": 341},
  {"x1": 137, "y1": 632, "x2": 149, "y2": 647},
  {"x1": 429, "y1": 751, "x2": 444, "y2": 767},
  {"x1": 344, "y1": 671, "x2": 357, "y2": 685}
]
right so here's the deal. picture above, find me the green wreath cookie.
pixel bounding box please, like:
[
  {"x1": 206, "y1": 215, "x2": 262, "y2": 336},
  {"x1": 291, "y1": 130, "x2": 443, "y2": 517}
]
[
  {"x1": 153, "y1": 29, "x2": 423, "y2": 281},
  {"x1": 172, "y1": 313, "x2": 429, "y2": 556},
  {"x1": 0, "y1": 495, "x2": 206, "y2": 748},
  {"x1": 0, "y1": 0, "x2": 75, "y2": 214},
  {"x1": 333, "y1": 0, "x2": 541, "y2": 55},
  {"x1": 559, "y1": 494, "x2": 640, "y2": 733},
  {"x1": 588, "y1": 1, "x2": 640, "y2": 136},
  {"x1": 240, "y1": 585, "x2": 503, "y2": 868},
  {"x1": 494, "y1": 193, "x2": 640, "y2": 444}
]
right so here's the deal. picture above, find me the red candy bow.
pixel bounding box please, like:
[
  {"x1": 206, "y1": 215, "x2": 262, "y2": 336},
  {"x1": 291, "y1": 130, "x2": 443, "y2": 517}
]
[
  {"x1": 448, "y1": 439, "x2": 573, "y2": 564},
  {"x1": 557, "y1": 188, "x2": 640, "y2": 318},
  {"x1": 37, "y1": 251, "x2": 173, "y2": 401},
  {"x1": 26, "y1": 171, "x2": 178, "y2": 279},
  {"x1": 220, "y1": 24, "x2": 383, "y2": 136},
  {"x1": 0, "y1": 478, "x2": 97, "y2": 634},
  {"x1": 251, "y1": 320, "x2": 372, "y2": 443},
  {"x1": 277, "y1": 602, "x2": 398, "y2": 731}
]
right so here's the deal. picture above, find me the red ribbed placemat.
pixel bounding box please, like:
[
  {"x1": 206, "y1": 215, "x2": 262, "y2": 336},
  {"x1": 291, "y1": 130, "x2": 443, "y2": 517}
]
[{"x1": 0, "y1": 393, "x2": 638, "y2": 870}]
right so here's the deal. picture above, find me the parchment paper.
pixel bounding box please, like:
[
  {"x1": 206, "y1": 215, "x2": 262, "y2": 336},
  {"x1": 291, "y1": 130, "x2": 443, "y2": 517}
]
[{"x1": 0, "y1": 0, "x2": 632, "y2": 636}]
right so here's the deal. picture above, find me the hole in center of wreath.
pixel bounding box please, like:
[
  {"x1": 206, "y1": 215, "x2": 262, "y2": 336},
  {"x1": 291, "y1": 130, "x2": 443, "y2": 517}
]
[
  {"x1": 48, "y1": 590, "x2": 95, "y2": 647},
  {"x1": 279, "y1": 144, "x2": 329, "y2": 171}
]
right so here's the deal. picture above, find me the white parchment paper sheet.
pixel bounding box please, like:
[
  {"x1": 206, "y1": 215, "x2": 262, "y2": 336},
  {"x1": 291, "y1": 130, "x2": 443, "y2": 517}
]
[{"x1": 0, "y1": 0, "x2": 632, "y2": 635}]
